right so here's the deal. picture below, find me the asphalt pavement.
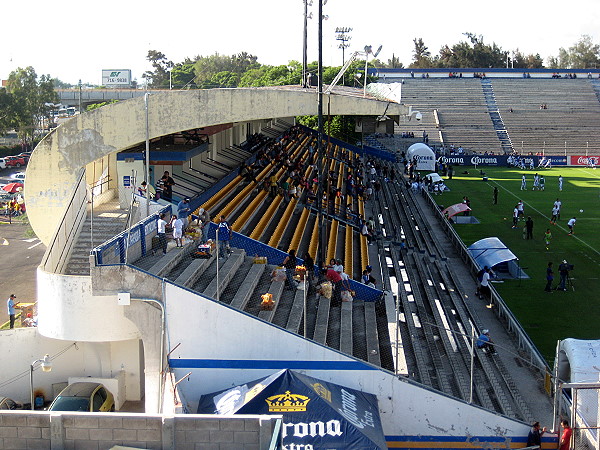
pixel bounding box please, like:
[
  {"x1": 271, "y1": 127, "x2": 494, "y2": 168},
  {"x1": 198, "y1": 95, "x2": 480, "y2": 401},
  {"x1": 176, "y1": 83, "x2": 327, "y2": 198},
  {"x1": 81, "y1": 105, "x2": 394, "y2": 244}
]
[{"x1": 0, "y1": 165, "x2": 46, "y2": 327}]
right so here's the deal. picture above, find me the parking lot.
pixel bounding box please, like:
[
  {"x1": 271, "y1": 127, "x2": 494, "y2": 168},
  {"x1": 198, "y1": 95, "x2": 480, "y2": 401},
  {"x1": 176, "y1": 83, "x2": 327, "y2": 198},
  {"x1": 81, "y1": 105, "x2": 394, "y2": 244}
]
[{"x1": 1, "y1": 165, "x2": 46, "y2": 327}]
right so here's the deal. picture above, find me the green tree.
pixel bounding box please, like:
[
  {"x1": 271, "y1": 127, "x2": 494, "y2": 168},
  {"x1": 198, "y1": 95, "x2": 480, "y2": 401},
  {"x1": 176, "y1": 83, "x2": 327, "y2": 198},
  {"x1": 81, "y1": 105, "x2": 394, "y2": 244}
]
[
  {"x1": 297, "y1": 114, "x2": 359, "y2": 143},
  {"x1": 194, "y1": 52, "x2": 259, "y2": 86},
  {"x1": 511, "y1": 50, "x2": 545, "y2": 69},
  {"x1": 143, "y1": 50, "x2": 173, "y2": 88},
  {"x1": 203, "y1": 71, "x2": 240, "y2": 89},
  {"x1": 410, "y1": 38, "x2": 432, "y2": 68},
  {"x1": 555, "y1": 35, "x2": 600, "y2": 68},
  {"x1": 436, "y1": 33, "x2": 506, "y2": 68},
  {"x1": 171, "y1": 63, "x2": 197, "y2": 89},
  {"x1": 0, "y1": 88, "x2": 16, "y2": 135},
  {"x1": 5, "y1": 67, "x2": 58, "y2": 140},
  {"x1": 53, "y1": 78, "x2": 74, "y2": 89},
  {"x1": 384, "y1": 54, "x2": 403, "y2": 69}
]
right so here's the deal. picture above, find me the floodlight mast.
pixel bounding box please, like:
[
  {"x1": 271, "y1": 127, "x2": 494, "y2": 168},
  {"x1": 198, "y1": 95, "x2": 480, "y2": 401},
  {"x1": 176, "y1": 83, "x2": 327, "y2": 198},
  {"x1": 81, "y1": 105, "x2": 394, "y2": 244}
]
[
  {"x1": 335, "y1": 27, "x2": 352, "y2": 84},
  {"x1": 302, "y1": 0, "x2": 310, "y2": 87},
  {"x1": 317, "y1": 0, "x2": 325, "y2": 269}
]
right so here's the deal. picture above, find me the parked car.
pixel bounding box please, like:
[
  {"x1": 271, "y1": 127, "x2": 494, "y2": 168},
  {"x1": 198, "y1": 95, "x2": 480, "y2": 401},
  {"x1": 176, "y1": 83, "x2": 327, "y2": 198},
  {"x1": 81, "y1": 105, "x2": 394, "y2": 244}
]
[
  {"x1": 48, "y1": 382, "x2": 115, "y2": 412},
  {"x1": 17, "y1": 153, "x2": 31, "y2": 163},
  {"x1": 0, "y1": 396, "x2": 21, "y2": 410},
  {"x1": 0, "y1": 158, "x2": 6, "y2": 169},
  {"x1": 5, "y1": 156, "x2": 26, "y2": 168},
  {"x1": 10, "y1": 172, "x2": 25, "y2": 181}
]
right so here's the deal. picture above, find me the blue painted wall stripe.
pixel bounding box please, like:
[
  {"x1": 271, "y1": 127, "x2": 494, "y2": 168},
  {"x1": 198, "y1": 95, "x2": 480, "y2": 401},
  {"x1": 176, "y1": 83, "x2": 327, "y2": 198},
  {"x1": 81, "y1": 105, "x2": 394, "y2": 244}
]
[{"x1": 169, "y1": 359, "x2": 377, "y2": 370}]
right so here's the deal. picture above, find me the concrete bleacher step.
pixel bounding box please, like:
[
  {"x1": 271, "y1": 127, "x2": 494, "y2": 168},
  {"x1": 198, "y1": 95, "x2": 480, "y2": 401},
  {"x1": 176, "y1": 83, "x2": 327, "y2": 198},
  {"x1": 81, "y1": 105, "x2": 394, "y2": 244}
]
[
  {"x1": 174, "y1": 254, "x2": 215, "y2": 288},
  {"x1": 230, "y1": 263, "x2": 267, "y2": 311},
  {"x1": 202, "y1": 249, "x2": 246, "y2": 299},
  {"x1": 257, "y1": 279, "x2": 286, "y2": 323},
  {"x1": 312, "y1": 296, "x2": 331, "y2": 345},
  {"x1": 364, "y1": 302, "x2": 381, "y2": 367},
  {"x1": 148, "y1": 240, "x2": 198, "y2": 278},
  {"x1": 339, "y1": 302, "x2": 353, "y2": 356},
  {"x1": 285, "y1": 289, "x2": 307, "y2": 335}
]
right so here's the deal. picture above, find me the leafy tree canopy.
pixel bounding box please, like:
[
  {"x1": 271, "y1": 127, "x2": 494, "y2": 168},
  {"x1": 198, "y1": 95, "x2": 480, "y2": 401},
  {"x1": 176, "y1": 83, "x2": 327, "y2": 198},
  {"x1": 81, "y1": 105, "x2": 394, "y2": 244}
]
[
  {"x1": 554, "y1": 35, "x2": 600, "y2": 69},
  {"x1": 5, "y1": 66, "x2": 58, "y2": 139}
]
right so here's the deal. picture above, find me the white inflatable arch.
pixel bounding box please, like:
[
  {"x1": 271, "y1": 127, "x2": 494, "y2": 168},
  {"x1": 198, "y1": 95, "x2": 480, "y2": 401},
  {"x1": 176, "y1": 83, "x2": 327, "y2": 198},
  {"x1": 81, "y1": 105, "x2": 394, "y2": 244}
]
[{"x1": 407, "y1": 143, "x2": 436, "y2": 171}]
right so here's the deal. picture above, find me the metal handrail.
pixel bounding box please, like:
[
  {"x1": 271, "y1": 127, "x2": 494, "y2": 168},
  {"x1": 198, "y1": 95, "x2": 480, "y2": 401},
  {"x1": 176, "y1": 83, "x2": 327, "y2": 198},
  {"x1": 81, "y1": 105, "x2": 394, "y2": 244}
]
[{"x1": 40, "y1": 169, "x2": 88, "y2": 273}]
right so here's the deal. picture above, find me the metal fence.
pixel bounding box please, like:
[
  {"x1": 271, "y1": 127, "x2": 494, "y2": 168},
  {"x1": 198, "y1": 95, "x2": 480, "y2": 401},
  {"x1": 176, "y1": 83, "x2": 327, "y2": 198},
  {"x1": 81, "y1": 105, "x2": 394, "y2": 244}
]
[
  {"x1": 420, "y1": 188, "x2": 550, "y2": 375},
  {"x1": 560, "y1": 382, "x2": 600, "y2": 450}
]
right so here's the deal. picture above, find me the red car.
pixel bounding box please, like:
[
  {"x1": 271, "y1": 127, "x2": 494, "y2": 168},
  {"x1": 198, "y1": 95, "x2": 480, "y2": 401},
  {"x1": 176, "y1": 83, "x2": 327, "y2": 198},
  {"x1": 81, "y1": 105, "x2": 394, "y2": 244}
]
[{"x1": 5, "y1": 156, "x2": 26, "y2": 167}]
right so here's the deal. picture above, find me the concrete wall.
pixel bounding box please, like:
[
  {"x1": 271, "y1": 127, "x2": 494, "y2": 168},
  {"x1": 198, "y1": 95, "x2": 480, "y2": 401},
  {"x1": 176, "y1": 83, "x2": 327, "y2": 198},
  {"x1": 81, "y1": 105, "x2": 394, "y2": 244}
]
[
  {"x1": 36, "y1": 269, "x2": 140, "y2": 342},
  {"x1": 0, "y1": 411, "x2": 280, "y2": 449},
  {"x1": 26, "y1": 87, "x2": 408, "y2": 245},
  {"x1": 162, "y1": 282, "x2": 531, "y2": 440},
  {"x1": 0, "y1": 329, "x2": 141, "y2": 406}
]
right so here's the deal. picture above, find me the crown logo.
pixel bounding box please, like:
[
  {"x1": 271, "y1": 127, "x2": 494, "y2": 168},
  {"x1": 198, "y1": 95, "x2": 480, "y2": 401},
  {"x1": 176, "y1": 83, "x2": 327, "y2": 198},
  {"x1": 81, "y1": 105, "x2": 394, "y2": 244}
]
[{"x1": 265, "y1": 391, "x2": 310, "y2": 412}]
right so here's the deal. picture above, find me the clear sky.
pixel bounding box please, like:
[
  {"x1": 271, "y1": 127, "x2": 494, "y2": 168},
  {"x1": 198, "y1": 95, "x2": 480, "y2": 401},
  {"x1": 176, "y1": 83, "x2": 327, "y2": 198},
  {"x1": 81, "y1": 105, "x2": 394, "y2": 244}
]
[{"x1": 1, "y1": 0, "x2": 598, "y2": 86}]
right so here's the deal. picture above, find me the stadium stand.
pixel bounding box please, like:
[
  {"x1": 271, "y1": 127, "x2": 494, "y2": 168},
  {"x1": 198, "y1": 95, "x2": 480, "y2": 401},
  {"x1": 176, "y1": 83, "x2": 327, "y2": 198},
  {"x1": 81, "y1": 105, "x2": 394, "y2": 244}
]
[{"x1": 88, "y1": 122, "x2": 542, "y2": 422}]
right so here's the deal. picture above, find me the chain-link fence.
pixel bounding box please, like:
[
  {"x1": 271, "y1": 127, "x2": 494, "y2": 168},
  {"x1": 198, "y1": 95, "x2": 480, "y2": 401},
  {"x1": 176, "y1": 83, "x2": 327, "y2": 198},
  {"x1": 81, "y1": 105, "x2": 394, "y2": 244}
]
[{"x1": 560, "y1": 382, "x2": 600, "y2": 450}]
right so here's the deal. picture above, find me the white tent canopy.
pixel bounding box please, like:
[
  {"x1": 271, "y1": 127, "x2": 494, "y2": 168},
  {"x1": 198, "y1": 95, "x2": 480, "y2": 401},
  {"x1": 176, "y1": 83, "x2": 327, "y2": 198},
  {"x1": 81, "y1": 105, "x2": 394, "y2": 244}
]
[
  {"x1": 425, "y1": 172, "x2": 444, "y2": 184},
  {"x1": 556, "y1": 339, "x2": 600, "y2": 384},
  {"x1": 407, "y1": 143, "x2": 435, "y2": 171},
  {"x1": 555, "y1": 339, "x2": 600, "y2": 431}
]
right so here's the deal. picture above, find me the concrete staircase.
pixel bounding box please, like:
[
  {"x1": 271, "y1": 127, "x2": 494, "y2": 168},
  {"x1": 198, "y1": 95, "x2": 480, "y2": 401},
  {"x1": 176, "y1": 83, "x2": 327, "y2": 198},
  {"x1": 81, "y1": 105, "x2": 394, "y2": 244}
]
[
  {"x1": 65, "y1": 203, "x2": 128, "y2": 276},
  {"x1": 481, "y1": 79, "x2": 514, "y2": 153}
]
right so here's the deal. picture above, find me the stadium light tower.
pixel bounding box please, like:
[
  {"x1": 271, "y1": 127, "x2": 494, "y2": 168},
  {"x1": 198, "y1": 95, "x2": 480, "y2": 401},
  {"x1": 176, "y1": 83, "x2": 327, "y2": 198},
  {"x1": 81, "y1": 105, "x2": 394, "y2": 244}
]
[
  {"x1": 335, "y1": 27, "x2": 352, "y2": 65},
  {"x1": 302, "y1": 0, "x2": 311, "y2": 87},
  {"x1": 335, "y1": 27, "x2": 352, "y2": 86}
]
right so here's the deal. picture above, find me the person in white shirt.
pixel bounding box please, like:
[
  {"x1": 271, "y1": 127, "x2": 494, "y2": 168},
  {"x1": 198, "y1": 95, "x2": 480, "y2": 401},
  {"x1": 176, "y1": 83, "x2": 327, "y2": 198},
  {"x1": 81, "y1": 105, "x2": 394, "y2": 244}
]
[
  {"x1": 157, "y1": 213, "x2": 168, "y2": 254},
  {"x1": 558, "y1": 175, "x2": 563, "y2": 191},
  {"x1": 567, "y1": 217, "x2": 576, "y2": 235},
  {"x1": 553, "y1": 198, "x2": 562, "y2": 220},
  {"x1": 550, "y1": 206, "x2": 559, "y2": 225},
  {"x1": 172, "y1": 215, "x2": 184, "y2": 247}
]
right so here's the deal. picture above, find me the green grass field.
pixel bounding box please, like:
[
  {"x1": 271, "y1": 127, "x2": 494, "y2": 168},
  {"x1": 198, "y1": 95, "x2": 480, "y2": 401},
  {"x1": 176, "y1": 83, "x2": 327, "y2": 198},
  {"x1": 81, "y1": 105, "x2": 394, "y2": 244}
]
[{"x1": 436, "y1": 166, "x2": 600, "y2": 362}]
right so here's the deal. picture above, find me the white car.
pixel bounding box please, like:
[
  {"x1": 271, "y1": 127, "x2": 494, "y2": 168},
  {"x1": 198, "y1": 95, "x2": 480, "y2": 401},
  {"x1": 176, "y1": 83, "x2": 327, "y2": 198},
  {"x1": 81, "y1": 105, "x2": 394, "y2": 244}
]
[
  {"x1": 10, "y1": 172, "x2": 25, "y2": 181},
  {"x1": 0, "y1": 158, "x2": 6, "y2": 170}
]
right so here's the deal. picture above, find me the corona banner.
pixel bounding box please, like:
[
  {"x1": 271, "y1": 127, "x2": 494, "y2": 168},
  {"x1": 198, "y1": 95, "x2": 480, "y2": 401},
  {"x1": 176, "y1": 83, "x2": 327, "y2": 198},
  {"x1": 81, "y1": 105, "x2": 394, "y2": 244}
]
[{"x1": 197, "y1": 369, "x2": 386, "y2": 449}]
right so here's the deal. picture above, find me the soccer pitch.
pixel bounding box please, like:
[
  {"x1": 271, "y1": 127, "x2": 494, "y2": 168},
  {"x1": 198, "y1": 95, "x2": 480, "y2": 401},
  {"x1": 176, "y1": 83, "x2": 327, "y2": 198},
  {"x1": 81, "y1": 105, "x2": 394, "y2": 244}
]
[{"x1": 434, "y1": 166, "x2": 600, "y2": 362}]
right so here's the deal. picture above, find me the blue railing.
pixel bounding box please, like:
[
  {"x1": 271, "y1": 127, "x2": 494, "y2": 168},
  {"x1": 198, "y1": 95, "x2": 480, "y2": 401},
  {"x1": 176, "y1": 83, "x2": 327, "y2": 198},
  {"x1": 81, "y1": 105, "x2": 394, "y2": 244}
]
[
  {"x1": 92, "y1": 204, "x2": 172, "y2": 265},
  {"x1": 205, "y1": 222, "x2": 383, "y2": 302},
  {"x1": 297, "y1": 125, "x2": 395, "y2": 162}
]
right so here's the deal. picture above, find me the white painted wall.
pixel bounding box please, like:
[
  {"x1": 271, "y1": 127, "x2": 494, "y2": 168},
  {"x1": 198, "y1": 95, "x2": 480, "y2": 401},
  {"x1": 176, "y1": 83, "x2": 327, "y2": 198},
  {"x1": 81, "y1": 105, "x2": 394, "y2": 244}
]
[
  {"x1": 0, "y1": 329, "x2": 141, "y2": 407},
  {"x1": 37, "y1": 268, "x2": 140, "y2": 342},
  {"x1": 116, "y1": 160, "x2": 145, "y2": 209},
  {"x1": 164, "y1": 283, "x2": 530, "y2": 437}
]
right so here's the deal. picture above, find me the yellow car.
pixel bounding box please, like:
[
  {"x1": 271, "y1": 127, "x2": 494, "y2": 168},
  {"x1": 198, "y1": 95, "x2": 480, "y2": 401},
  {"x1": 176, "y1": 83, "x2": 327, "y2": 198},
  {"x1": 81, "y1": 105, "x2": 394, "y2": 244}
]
[{"x1": 49, "y1": 382, "x2": 115, "y2": 412}]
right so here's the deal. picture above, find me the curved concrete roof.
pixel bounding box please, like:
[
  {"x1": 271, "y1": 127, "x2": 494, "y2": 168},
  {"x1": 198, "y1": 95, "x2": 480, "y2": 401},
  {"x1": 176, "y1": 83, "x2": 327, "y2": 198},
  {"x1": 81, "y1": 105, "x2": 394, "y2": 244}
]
[{"x1": 26, "y1": 86, "x2": 408, "y2": 244}]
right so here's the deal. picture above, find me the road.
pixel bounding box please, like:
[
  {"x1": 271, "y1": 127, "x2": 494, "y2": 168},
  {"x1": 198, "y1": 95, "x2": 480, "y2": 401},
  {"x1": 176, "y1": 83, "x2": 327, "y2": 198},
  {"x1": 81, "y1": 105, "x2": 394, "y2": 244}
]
[{"x1": 0, "y1": 165, "x2": 46, "y2": 326}]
